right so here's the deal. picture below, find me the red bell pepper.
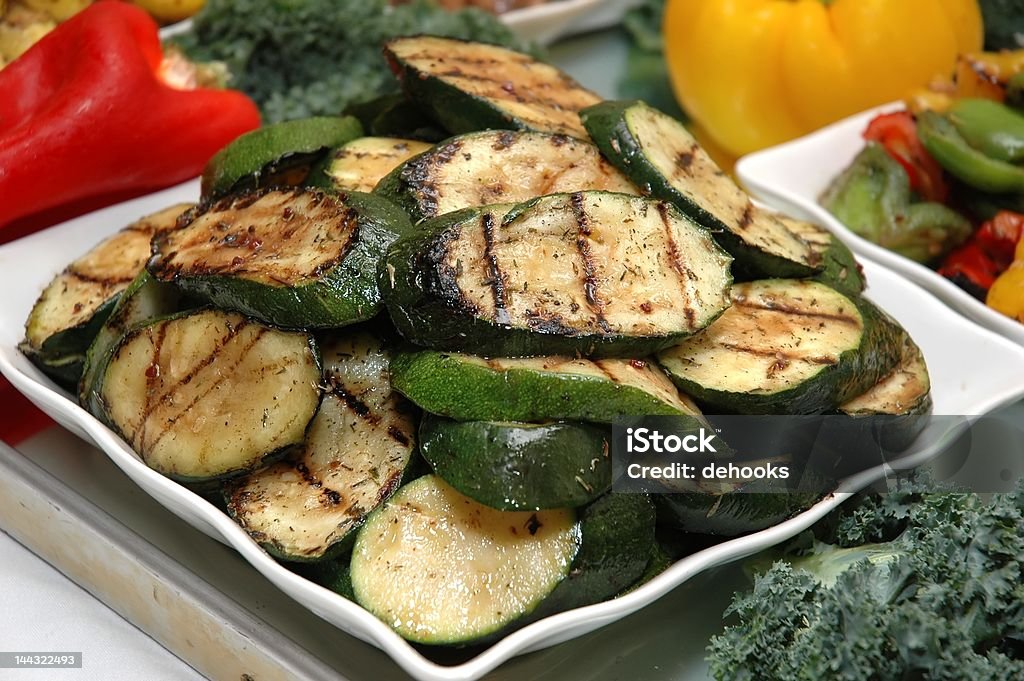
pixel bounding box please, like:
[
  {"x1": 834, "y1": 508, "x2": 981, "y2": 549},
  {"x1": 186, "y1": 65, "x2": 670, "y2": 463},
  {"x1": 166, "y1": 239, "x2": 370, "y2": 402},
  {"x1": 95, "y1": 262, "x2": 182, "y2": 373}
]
[
  {"x1": 938, "y1": 210, "x2": 1024, "y2": 295},
  {"x1": 864, "y1": 111, "x2": 949, "y2": 203},
  {"x1": 0, "y1": 1, "x2": 260, "y2": 229}
]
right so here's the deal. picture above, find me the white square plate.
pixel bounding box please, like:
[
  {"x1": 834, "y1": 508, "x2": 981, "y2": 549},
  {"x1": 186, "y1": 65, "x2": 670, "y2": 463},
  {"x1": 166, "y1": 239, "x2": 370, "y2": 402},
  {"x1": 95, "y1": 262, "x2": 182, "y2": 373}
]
[
  {"x1": 736, "y1": 103, "x2": 1024, "y2": 347},
  {"x1": 3, "y1": 180, "x2": 1024, "y2": 681}
]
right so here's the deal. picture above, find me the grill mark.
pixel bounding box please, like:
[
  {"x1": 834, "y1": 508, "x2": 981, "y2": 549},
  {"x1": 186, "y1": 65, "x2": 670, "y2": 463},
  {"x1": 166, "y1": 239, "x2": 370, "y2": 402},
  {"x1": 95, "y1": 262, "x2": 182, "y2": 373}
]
[
  {"x1": 657, "y1": 202, "x2": 697, "y2": 329},
  {"x1": 330, "y1": 380, "x2": 378, "y2": 424},
  {"x1": 736, "y1": 203, "x2": 754, "y2": 231},
  {"x1": 591, "y1": 359, "x2": 620, "y2": 384},
  {"x1": 387, "y1": 425, "x2": 411, "y2": 447},
  {"x1": 135, "y1": 321, "x2": 169, "y2": 453},
  {"x1": 717, "y1": 342, "x2": 838, "y2": 366},
  {"x1": 143, "y1": 325, "x2": 265, "y2": 453},
  {"x1": 674, "y1": 144, "x2": 698, "y2": 174},
  {"x1": 481, "y1": 212, "x2": 511, "y2": 325},
  {"x1": 65, "y1": 266, "x2": 137, "y2": 287},
  {"x1": 434, "y1": 70, "x2": 594, "y2": 110},
  {"x1": 731, "y1": 299, "x2": 861, "y2": 325},
  {"x1": 570, "y1": 192, "x2": 611, "y2": 334}
]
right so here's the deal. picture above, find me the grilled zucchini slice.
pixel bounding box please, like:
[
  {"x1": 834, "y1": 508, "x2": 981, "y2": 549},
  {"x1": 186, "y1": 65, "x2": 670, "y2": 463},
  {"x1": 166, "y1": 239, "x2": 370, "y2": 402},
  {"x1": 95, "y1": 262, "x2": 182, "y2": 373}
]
[
  {"x1": 149, "y1": 188, "x2": 412, "y2": 329},
  {"x1": 224, "y1": 333, "x2": 417, "y2": 562},
  {"x1": 375, "y1": 130, "x2": 637, "y2": 222},
  {"x1": 97, "y1": 309, "x2": 321, "y2": 484},
  {"x1": 314, "y1": 137, "x2": 432, "y2": 194},
  {"x1": 418, "y1": 416, "x2": 611, "y2": 511},
  {"x1": 351, "y1": 474, "x2": 580, "y2": 645},
  {"x1": 380, "y1": 192, "x2": 733, "y2": 357},
  {"x1": 657, "y1": 280, "x2": 903, "y2": 414},
  {"x1": 835, "y1": 331, "x2": 932, "y2": 451},
  {"x1": 384, "y1": 36, "x2": 602, "y2": 140},
  {"x1": 781, "y1": 216, "x2": 865, "y2": 296},
  {"x1": 200, "y1": 116, "x2": 363, "y2": 200},
  {"x1": 580, "y1": 100, "x2": 820, "y2": 278},
  {"x1": 21, "y1": 204, "x2": 190, "y2": 389},
  {"x1": 656, "y1": 482, "x2": 825, "y2": 537},
  {"x1": 391, "y1": 351, "x2": 701, "y2": 424}
]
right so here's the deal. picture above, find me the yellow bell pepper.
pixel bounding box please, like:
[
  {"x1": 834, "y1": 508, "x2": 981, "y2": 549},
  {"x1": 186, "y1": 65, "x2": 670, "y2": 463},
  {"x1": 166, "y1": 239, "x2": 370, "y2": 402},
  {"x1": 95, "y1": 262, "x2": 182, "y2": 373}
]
[
  {"x1": 664, "y1": 0, "x2": 984, "y2": 158},
  {"x1": 987, "y1": 237, "x2": 1024, "y2": 323}
]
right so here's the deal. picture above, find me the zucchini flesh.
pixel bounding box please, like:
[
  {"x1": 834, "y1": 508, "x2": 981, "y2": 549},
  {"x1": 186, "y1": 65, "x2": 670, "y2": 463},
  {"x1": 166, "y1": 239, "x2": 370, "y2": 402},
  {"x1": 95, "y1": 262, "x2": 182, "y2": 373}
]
[
  {"x1": 391, "y1": 350, "x2": 702, "y2": 423},
  {"x1": 98, "y1": 309, "x2": 321, "y2": 483},
  {"x1": 580, "y1": 101, "x2": 819, "y2": 278},
  {"x1": 657, "y1": 279, "x2": 902, "y2": 414},
  {"x1": 224, "y1": 333, "x2": 417, "y2": 562},
  {"x1": 376, "y1": 130, "x2": 636, "y2": 221},
  {"x1": 317, "y1": 136, "x2": 432, "y2": 194},
  {"x1": 149, "y1": 188, "x2": 412, "y2": 329},
  {"x1": 381, "y1": 191, "x2": 733, "y2": 357},
  {"x1": 418, "y1": 416, "x2": 611, "y2": 511},
  {"x1": 351, "y1": 474, "x2": 579, "y2": 645},
  {"x1": 780, "y1": 216, "x2": 866, "y2": 296},
  {"x1": 20, "y1": 203, "x2": 191, "y2": 387},
  {"x1": 384, "y1": 36, "x2": 602, "y2": 139}
]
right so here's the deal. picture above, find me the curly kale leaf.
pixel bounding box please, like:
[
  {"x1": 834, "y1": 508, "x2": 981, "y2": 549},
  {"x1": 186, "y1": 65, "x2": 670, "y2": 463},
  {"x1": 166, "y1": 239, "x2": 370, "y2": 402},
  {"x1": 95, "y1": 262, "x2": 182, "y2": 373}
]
[
  {"x1": 173, "y1": 0, "x2": 529, "y2": 123},
  {"x1": 708, "y1": 478, "x2": 1024, "y2": 680}
]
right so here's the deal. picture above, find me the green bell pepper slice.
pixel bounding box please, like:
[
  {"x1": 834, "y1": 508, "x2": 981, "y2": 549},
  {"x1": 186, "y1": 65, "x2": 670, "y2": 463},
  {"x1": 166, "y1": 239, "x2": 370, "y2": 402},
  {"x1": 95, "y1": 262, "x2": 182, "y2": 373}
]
[{"x1": 917, "y1": 110, "x2": 1024, "y2": 194}]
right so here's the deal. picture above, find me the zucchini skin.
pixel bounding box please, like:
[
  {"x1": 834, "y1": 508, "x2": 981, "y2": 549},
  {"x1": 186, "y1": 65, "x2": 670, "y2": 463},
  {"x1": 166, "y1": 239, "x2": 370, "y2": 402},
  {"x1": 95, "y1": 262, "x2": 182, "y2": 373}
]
[
  {"x1": 390, "y1": 350, "x2": 699, "y2": 424},
  {"x1": 201, "y1": 116, "x2": 364, "y2": 200},
  {"x1": 380, "y1": 197, "x2": 731, "y2": 358},
  {"x1": 655, "y1": 487, "x2": 825, "y2": 537},
  {"x1": 418, "y1": 416, "x2": 612, "y2": 511},
  {"x1": 528, "y1": 492, "x2": 655, "y2": 617},
  {"x1": 580, "y1": 100, "x2": 819, "y2": 279},
  {"x1": 21, "y1": 296, "x2": 117, "y2": 391},
  {"x1": 658, "y1": 282, "x2": 904, "y2": 415},
  {"x1": 150, "y1": 189, "x2": 413, "y2": 329}
]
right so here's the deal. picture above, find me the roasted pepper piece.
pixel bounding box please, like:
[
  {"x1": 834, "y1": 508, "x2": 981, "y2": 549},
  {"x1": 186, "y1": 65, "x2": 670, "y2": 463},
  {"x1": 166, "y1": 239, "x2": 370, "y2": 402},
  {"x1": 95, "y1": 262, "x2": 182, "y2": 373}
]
[
  {"x1": 939, "y1": 211, "x2": 1024, "y2": 297},
  {"x1": 821, "y1": 142, "x2": 972, "y2": 263},
  {"x1": 0, "y1": 1, "x2": 260, "y2": 229},
  {"x1": 917, "y1": 110, "x2": 1024, "y2": 194},
  {"x1": 864, "y1": 111, "x2": 949, "y2": 202},
  {"x1": 948, "y1": 98, "x2": 1024, "y2": 163}
]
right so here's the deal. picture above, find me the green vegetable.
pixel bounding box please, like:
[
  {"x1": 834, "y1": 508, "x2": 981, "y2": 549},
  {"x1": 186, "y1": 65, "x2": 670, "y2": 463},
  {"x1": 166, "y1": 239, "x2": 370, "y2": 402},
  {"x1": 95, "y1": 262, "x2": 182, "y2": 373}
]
[
  {"x1": 418, "y1": 415, "x2": 612, "y2": 511},
  {"x1": 978, "y1": 0, "x2": 1024, "y2": 51},
  {"x1": 821, "y1": 142, "x2": 972, "y2": 263},
  {"x1": 173, "y1": 0, "x2": 529, "y2": 124},
  {"x1": 200, "y1": 116, "x2": 363, "y2": 199},
  {"x1": 948, "y1": 98, "x2": 1024, "y2": 163},
  {"x1": 918, "y1": 109, "x2": 1024, "y2": 194},
  {"x1": 707, "y1": 476, "x2": 1024, "y2": 679}
]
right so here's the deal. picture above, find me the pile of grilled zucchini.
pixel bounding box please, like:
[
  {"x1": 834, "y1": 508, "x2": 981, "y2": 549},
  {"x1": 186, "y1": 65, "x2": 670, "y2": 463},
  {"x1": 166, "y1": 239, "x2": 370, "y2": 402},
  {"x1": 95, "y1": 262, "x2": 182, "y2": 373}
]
[{"x1": 21, "y1": 36, "x2": 932, "y2": 647}]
